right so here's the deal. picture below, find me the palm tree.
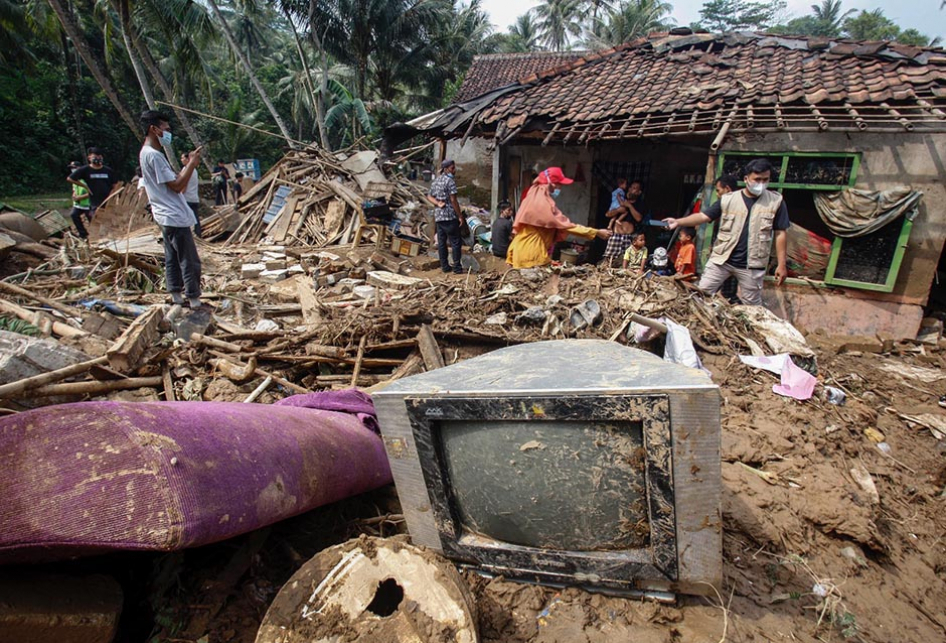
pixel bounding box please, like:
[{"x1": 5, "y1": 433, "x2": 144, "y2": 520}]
[
  {"x1": 533, "y1": 0, "x2": 585, "y2": 52},
  {"x1": 499, "y1": 13, "x2": 544, "y2": 52},
  {"x1": 584, "y1": 0, "x2": 671, "y2": 49},
  {"x1": 810, "y1": 0, "x2": 854, "y2": 37},
  {"x1": 46, "y1": 0, "x2": 140, "y2": 134},
  {"x1": 204, "y1": 0, "x2": 297, "y2": 147},
  {"x1": 308, "y1": 0, "x2": 448, "y2": 101}
]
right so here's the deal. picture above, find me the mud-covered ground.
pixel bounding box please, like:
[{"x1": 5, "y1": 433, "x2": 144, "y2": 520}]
[{"x1": 142, "y1": 333, "x2": 946, "y2": 643}]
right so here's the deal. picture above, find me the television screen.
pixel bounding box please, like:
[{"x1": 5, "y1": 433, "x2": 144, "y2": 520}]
[{"x1": 440, "y1": 418, "x2": 649, "y2": 551}]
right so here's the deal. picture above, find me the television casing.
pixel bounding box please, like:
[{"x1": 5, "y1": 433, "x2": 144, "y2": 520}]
[{"x1": 372, "y1": 339, "x2": 721, "y2": 595}]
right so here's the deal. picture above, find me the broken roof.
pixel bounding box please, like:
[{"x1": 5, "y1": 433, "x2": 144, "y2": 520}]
[
  {"x1": 413, "y1": 31, "x2": 946, "y2": 145},
  {"x1": 454, "y1": 52, "x2": 586, "y2": 102}
]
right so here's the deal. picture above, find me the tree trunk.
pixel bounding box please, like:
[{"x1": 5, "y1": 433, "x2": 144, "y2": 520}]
[
  {"x1": 46, "y1": 0, "x2": 139, "y2": 135},
  {"x1": 126, "y1": 27, "x2": 214, "y2": 174},
  {"x1": 114, "y1": 0, "x2": 180, "y2": 170},
  {"x1": 61, "y1": 31, "x2": 87, "y2": 159},
  {"x1": 205, "y1": 0, "x2": 298, "y2": 149},
  {"x1": 283, "y1": 4, "x2": 328, "y2": 148}
]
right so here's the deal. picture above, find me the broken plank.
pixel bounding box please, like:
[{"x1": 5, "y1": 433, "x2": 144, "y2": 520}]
[
  {"x1": 297, "y1": 277, "x2": 322, "y2": 326},
  {"x1": 417, "y1": 324, "x2": 445, "y2": 370},
  {"x1": 106, "y1": 306, "x2": 163, "y2": 372}
]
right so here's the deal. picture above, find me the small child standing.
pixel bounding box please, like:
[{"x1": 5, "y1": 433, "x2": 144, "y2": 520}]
[
  {"x1": 671, "y1": 227, "x2": 697, "y2": 278},
  {"x1": 68, "y1": 162, "x2": 92, "y2": 240},
  {"x1": 622, "y1": 232, "x2": 648, "y2": 272}
]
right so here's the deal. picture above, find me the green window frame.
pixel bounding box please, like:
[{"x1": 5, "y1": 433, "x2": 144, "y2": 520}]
[{"x1": 698, "y1": 151, "x2": 913, "y2": 293}]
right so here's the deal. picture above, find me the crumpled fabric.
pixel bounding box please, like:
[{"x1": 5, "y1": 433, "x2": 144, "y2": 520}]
[
  {"x1": 814, "y1": 187, "x2": 920, "y2": 238},
  {"x1": 276, "y1": 388, "x2": 380, "y2": 434}
]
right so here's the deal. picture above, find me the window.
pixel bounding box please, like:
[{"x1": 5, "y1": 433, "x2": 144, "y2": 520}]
[{"x1": 707, "y1": 152, "x2": 914, "y2": 293}]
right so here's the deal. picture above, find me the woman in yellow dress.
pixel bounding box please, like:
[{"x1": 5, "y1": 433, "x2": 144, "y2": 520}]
[{"x1": 506, "y1": 167, "x2": 612, "y2": 268}]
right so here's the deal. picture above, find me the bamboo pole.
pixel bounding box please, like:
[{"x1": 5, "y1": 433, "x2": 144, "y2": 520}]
[
  {"x1": 31, "y1": 376, "x2": 163, "y2": 397},
  {"x1": 0, "y1": 356, "x2": 108, "y2": 398}
]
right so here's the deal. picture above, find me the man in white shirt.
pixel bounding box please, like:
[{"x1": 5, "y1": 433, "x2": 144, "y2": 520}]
[
  {"x1": 180, "y1": 151, "x2": 202, "y2": 238},
  {"x1": 138, "y1": 110, "x2": 205, "y2": 309}
]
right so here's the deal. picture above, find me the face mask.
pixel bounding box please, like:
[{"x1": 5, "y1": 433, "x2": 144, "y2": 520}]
[
  {"x1": 157, "y1": 129, "x2": 173, "y2": 146},
  {"x1": 551, "y1": 188, "x2": 561, "y2": 199},
  {"x1": 747, "y1": 181, "x2": 766, "y2": 196}
]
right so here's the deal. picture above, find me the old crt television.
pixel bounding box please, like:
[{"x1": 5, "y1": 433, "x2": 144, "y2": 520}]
[{"x1": 372, "y1": 339, "x2": 722, "y2": 596}]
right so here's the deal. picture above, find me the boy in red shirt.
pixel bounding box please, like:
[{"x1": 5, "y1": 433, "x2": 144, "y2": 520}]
[{"x1": 671, "y1": 227, "x2": 697, "y2": 279}]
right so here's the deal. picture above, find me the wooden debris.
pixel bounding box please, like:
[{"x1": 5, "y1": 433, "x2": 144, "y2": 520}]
[
  {"x1": 417, "y1": 325, "x2": 445, "y2": 371},
  {"x1": 106, "y1": 306, "x2": 163, "y2": 372},
  {"x1": 0, "y1": 356, "x2": 108, "y2": 399}
]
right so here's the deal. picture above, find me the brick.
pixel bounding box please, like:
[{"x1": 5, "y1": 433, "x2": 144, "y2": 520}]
[{"x1": 241, "y1": 263, "x2": 265, "y2": 279}]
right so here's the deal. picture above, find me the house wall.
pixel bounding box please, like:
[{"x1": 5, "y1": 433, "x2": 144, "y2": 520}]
[
  {"x1": 726, "y1": 131, "x2": 946, "y2": 338},
  {"x1": 443, "y1": 139, "x2": 493, "y2": 207},
  {"x1": 727, "y1": 131, "x2": 946, "y2": 305}
]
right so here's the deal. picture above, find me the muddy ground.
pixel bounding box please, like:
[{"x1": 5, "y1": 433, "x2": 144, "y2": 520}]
[
  {"x1": 2, "y1": 239, "x2": 944, "y2": 642},
  {"x1": 128, "y1": 332, "x2": 946, "y2": 643}
]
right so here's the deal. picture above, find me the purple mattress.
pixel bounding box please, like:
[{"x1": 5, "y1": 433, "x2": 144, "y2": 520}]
[{"x1": 0, "y1": 391, "x2": 392, "y2": 563}]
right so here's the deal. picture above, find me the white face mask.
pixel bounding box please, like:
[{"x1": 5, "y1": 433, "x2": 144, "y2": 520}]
[{"x1": 747, "y1": 181, "x2": 766, "y2": 196}]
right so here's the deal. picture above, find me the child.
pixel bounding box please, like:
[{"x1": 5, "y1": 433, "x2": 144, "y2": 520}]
[
  {"x1": 606, "y1": 178, "x2": 627, "y2": 223},
  {"x1": 671, "y1": 227, "x2": 697, "y2": 279},
  {"x1": 69, "y1": 162, "x2": 92, "y2": 240},
  {"x1": 231, "y1": 172, "x2": 244, "y2": 200},
  {"x1": 622, "y1": 231, "x2": 648, "y2": 272},
  {"x1": 649, "y1": 246, "x2": 673, "y2": 276}
]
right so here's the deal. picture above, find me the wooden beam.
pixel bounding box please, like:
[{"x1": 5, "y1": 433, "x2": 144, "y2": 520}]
[
  {"x1": 417, "y1": 325, "x2": 445, "y2": 370},
  {"x1": 106, "y1": 306, "x2": 163, "y2": 372}
]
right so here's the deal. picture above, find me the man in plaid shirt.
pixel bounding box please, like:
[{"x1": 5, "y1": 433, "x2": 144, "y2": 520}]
[{"x1": 426, "y1": 159, "x2": 466, "y2": 273}]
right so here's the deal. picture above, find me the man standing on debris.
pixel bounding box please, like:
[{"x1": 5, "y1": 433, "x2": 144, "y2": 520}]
[
  {"x1": 426, "y1": 159, "x2": 465, "y2": 274},
  {"x1": 506, "y1": 167, "x2": 612, "y2": 269},
  {"x1": 67, "y1": 147, "x2": 118, "y2": 224},
  {"x1": 180, "y1": 151, "x2": 201, "y2": 238},
  {"x1": 139, "y1": 110, "x2": 205, "y2": 309},
  {"x1": 67, "y1": 161, "x2": 92, "y2": 240},
  {"x1": 665, "y1": 159, "x2": 789, "y2": 305}
]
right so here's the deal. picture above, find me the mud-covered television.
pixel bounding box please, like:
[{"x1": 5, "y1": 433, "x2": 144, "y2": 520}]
[{"x1": 373, "y1": 339, "x2": 721, "y2": 596}]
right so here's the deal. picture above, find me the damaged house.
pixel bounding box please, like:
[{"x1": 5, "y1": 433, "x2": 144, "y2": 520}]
[{"x1": 392, "y1": 30, "x2": 946, "y2": 339}]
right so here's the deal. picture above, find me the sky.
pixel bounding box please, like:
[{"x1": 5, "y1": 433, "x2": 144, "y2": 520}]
[{"x1": 479, "y1": 0, "x2": 946, "y2": 42}]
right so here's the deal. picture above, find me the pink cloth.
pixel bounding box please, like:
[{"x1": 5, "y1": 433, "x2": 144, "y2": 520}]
[{"x1": 773, "y1": 358, "x2": 817, "y2": 400}]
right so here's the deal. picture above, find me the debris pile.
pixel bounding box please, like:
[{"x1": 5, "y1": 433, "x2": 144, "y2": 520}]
[{"x1": 225, "y1": 148, "x2": 428, "y2": 247}]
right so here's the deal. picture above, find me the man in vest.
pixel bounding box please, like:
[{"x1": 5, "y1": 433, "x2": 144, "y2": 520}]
[{"x1": 664, "y1": 158, "x2": 789, "y2": 305}]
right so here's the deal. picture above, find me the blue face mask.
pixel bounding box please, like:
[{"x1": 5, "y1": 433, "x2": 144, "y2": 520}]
[
  {"x1": 159, "y1": 129, "x2": 173, "y2": 146},
  {"x1": 551, "y1": 188, "x2": 561, "y2": 199}
]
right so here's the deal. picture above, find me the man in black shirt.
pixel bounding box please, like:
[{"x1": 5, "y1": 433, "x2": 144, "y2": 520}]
[
  {"x1": 491, "y1": 200, "x2": 514, "y2": 258},
  {"x1": 67, "y1": 147, "x2": 118, "y2": 219},
  {"x1": 665, "y1": 159, "x2": 789, "y2": 306}
]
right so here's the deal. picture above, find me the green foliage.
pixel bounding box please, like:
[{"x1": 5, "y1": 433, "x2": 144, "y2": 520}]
[
  {"x1": 0, "y1": 316, "x2": 39, "y2": 336},
  {"x1": 585, "y1": 0, "x2": 673, "y2": 49},
  {"x1": 533, "y1": 0, "x2": 586, "y2": 51},
  {"x1": 697, "y1": 0, "x2": 787, "y2": 32}
]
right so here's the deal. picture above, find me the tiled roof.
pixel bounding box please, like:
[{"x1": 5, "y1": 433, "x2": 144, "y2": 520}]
[
  {"x1": 454, "y1": 52, "x2": 586, "y2": 102},
  {"x1": 420, "y1": 31, "x2": 946, "y2": 143}
]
